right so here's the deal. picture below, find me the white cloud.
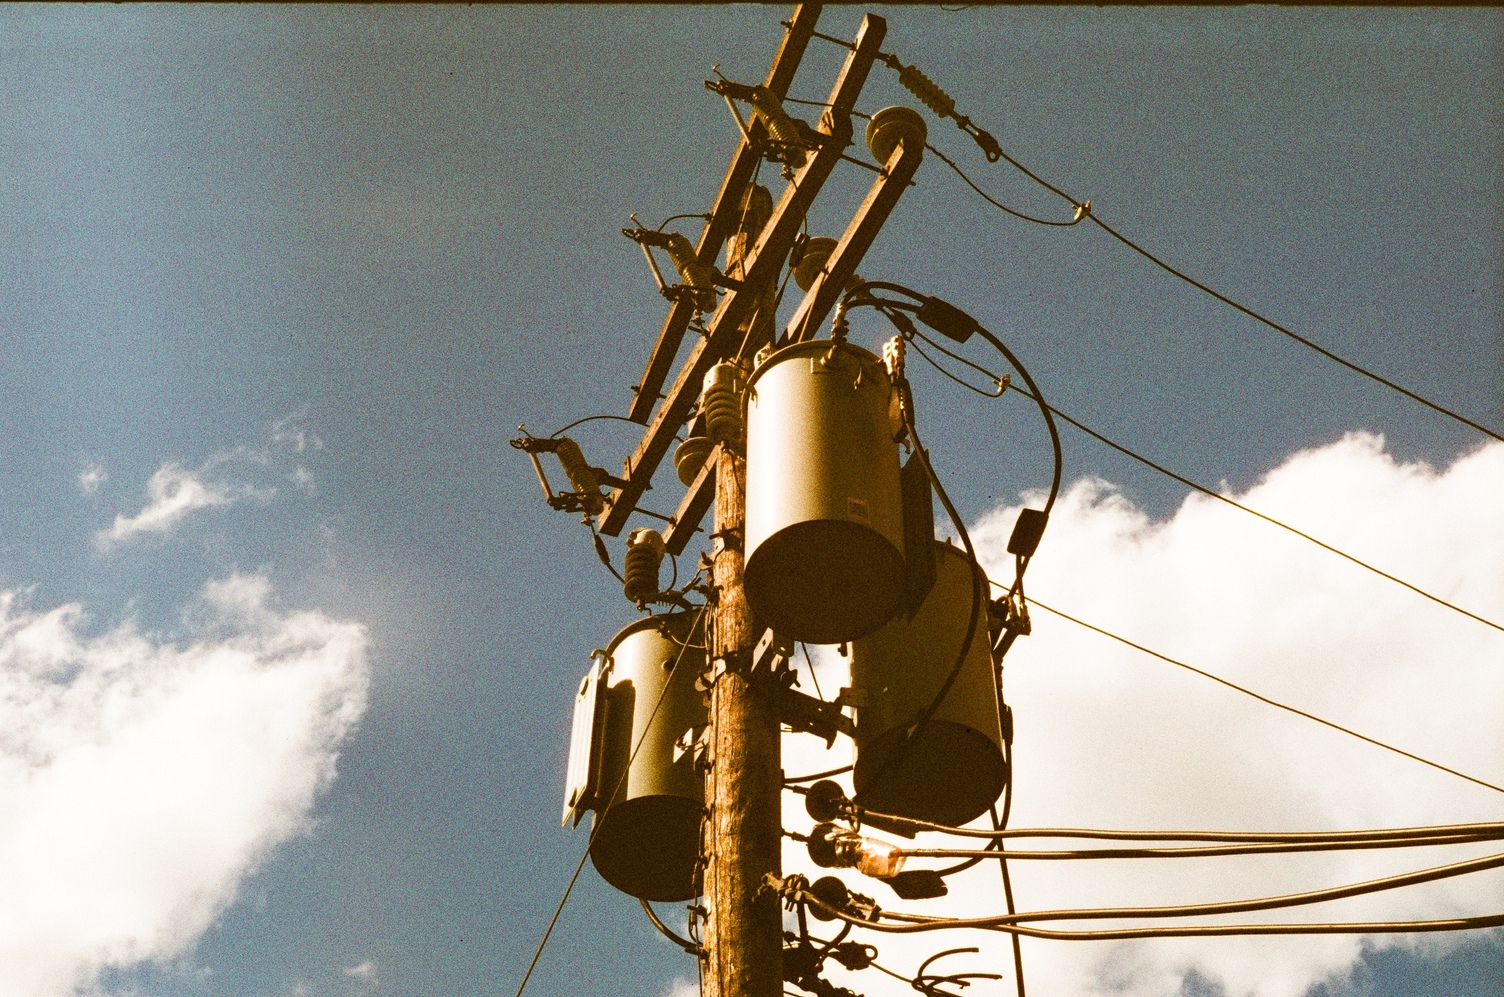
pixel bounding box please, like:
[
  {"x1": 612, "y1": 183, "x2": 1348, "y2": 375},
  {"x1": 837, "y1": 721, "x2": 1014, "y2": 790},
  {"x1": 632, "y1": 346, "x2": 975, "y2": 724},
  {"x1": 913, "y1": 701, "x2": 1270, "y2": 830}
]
[
  {"x1": 274, "y1": 410, "x2": 324, "y2": 455},
  {"x1": 97, "y1": 413, "x2": 327, "y2": 548},
  {"x1": 660, "y1": 977, "x2": 699, "y2": 997},
  {"x1": 96, "y1": 463, "x2": 237, "y2": 549},
  {"x1": 77, "y1": 463, "x2": 107, "y2": 496},
  {"x1": 0, "y1": 573, "x2": 369, "y2": 997},
  {"x1": 342, "y1": 960, "x2": 377, "y2": 982},
  {"x1": 781, "y1": 433, "x2": 1504, "y2": 997}
]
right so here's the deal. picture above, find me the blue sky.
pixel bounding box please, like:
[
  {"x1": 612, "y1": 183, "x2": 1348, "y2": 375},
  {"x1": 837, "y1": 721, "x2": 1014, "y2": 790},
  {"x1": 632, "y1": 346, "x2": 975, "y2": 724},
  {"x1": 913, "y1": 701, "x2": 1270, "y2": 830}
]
[{"x1": 0, "y1": 5, "x2": 1500, "y2": 997}]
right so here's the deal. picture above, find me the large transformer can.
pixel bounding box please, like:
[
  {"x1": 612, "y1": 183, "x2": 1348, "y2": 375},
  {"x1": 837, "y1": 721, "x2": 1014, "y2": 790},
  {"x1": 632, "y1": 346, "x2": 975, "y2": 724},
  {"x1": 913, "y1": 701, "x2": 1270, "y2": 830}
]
[
  {"x1": 850, "y1": 541, "x2": 1005, "y2": 826},
  {"x1": 744, "y1": 340, "x2": 906, "y2": 644},
  {"x1": 563, "y1": 612, "x2": 707, "y2": 901}
]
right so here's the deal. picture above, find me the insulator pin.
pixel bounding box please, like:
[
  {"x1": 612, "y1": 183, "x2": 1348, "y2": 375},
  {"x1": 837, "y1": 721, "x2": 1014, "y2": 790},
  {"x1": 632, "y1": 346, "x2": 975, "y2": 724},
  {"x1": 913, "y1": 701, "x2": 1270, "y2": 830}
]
[
  {"x1": 865, "y1": 106, "x2": 928, "y2": 165},
  {"x1": 673, "y1": 435, "x2": 714, "y2": 486},
  {"x1": 554, "y1": 437, "x2": 604, "y2": 516},
  {"x1": 623, "y1": 528, "x2": 666, "y2": 607},
  {"x1": 748, "y1": 86, "x2": 808, "y2": 167},
  {"x1": 701, "y1": 362, "x2": 745, "y2": 446}
]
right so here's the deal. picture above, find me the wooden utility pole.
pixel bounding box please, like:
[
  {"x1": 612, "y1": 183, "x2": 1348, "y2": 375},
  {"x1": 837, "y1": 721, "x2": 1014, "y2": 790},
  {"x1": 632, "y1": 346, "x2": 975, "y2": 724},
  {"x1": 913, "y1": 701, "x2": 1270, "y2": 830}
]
[
  {"x1": 703, "y1": 186, "x2": 781, "y2": 997},
  {"x1": 586, "y1": 8, "x2": 922, "y2": 996}
]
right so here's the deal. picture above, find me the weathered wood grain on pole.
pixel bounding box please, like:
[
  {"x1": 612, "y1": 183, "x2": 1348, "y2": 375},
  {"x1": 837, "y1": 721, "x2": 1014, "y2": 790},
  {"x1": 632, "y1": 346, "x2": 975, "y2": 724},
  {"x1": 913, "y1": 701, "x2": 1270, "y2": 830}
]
[
  {"x1": 703, "y1": 186, "x2": 781, "y2": 997},
  {"x1": 785, "y1": 135, "x2": 926, "y2": 343}
]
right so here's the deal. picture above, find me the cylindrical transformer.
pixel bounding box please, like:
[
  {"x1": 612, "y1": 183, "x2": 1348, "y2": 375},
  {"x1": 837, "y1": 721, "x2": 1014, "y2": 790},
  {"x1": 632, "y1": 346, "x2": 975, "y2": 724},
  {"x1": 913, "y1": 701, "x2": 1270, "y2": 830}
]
[
  {"x1": 590, "y1": 612, "x2": 708, "y2": 901},
  {"x1": 744, "y1": 340, "x2": 906, "y2": 644},
  {"x1": 850, "y1": 541, "x2": 1005, "y2": 826}
]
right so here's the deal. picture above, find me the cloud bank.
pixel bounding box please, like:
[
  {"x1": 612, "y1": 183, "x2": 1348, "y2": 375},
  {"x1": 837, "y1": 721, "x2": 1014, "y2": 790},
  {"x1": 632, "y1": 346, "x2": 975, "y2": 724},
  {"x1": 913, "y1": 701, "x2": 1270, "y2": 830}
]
[
  {"x1": 0, "y1": 574, "x2": 369, "y2": 997},
  {"x1": 782, "y1": 433, "x2": 1504, "y2": 997}
]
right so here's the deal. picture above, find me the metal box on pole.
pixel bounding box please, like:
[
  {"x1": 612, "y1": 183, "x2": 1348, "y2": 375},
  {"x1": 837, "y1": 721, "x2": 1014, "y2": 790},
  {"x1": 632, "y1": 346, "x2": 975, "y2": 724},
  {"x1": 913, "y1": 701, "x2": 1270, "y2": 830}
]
[
  {"x1": 850, "y1": 541, "x2": 1005, "y2": 825},
  {"x1": 564, "y1": 612, "x2": 707, "y2": 902},
  {"x1": 744, "y1": 340, "x2": 906, "y2": 645}
]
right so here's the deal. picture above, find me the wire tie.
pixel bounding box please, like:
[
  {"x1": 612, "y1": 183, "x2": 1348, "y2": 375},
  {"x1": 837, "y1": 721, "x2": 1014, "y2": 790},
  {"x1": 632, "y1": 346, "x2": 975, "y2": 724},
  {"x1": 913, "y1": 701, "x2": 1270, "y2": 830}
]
[{"x1": 1072, "y1": 200, "x2": 1092, "y2": 222}]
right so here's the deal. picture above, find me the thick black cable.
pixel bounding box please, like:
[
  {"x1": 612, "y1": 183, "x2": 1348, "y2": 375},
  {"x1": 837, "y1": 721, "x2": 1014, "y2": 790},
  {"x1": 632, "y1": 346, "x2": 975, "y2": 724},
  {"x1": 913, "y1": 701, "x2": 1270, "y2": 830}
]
[
  {"x1": 930, "y1": 681, "x2": 1015, "y2": 881},
  {"x1": 874, "y1": 847, "x2": 1504, "y2": 927},
  {"x1": 910, "y1": 337, "x2": 1006, "y2": 398},
  {"x1": 885, "y1": 295, "x2": 1503, "y2": 796},
  {"x1": 974, "y1": 328, "x2": 1063, "y2": 517},
  {"x1": 641, "y1": 898, "x2": 702, "y2": 954},
  {"x1": 785, "y1": 764, "x2": 855, "y2": 785},
  {"x1": 794, "y1": 848, "x2": 1504, "y2": 937},
  {"x1": 590, "y1": 526, "x2": 627, "y2": 585},
  {"x1": 656, "y1": 211, "x2": 714, "y2": 232},
  {"x1": 547, "y1": 413, "x2": 644, "y2": 438},
  {"x1": 987, "y1": 615, "x2": 1025, "y2": 997},
  {"x1": 858, "y1": 813, "x2": 1504, "y2": 845},
  {"x1": 800, "y1": 642, "x2": 825, "y2": 701},
  {"x1": 813, "y1": 904, "x2": 1504, "y2": 941},
  {"x1": 852, "y1": 380, "x2": 986, "y2": 810},
  {"x1": 512, "y1": 606, "x2": 709, "y2": 997},
  {"x1": 929, "y1": 142, "x2": 1081, "y2": 227},
  {"x1": 860, "y1": 289, "x2": 1062, "y2": 519},
  {"x1": 992, "y1": 804, "x2": 1026, "y2": 997},
  {"x1": 909, "y1": 332, "x2": 1008, "y2": 395},
  {"x1": 900, "y1": 832, "x2": 1504, "y2": 860},
  {"x1": 1024, "y1": 594, "x2": 1504, "y2": 797}
]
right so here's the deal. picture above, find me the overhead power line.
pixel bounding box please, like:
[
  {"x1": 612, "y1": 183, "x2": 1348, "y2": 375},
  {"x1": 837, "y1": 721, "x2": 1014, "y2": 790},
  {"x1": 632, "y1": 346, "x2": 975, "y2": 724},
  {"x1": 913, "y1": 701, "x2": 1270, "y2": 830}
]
[
  {"x1": 815, "y1": 904, "x2": 1504, "y2": 942},
  {"x1": 970, "y1": 142, "x2": 1504, "y2": 446},
  {"x1": 793, "y1": 846, "x2": 1504, "y2": 935},
  {"x1": 1083, "y1": 214, "x2": 1504, "y2": 446},
  {"x1": 1022, "y1": 594, "x2": 1504, "y2": 797},
  {"x1": 795, "y1": 28, "x2": 1504, "y2": 443},
  {"x1": 900, "y1": 834, "x2": 1504, "y2": 861},
  {"x1": 845, "y1": 813, "x2": 1504, "y2": 846},
  {"x1": 907, "y1": 324, "x2": 1504, "y2": 638},
  {"x1": 1037, "y1": 392, "x2": 1504, "y2": 637}
]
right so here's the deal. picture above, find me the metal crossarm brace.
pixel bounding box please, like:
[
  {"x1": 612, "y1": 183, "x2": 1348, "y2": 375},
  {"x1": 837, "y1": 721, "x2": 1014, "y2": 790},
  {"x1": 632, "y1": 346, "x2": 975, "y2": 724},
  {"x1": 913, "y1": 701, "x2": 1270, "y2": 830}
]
[
  {"x1": 599, "y1": 13, "x2": 888, "y2": 538},
  {"x1": 628, "y1": 3, "x2": 824, "y2": 425}
]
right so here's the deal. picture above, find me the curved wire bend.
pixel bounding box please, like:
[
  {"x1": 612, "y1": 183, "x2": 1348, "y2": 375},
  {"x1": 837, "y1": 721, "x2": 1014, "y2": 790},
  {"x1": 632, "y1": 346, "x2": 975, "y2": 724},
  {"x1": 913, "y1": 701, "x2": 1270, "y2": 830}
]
[{"x1": 641, "y1": 898, "x2": 703, "y2": 954}]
